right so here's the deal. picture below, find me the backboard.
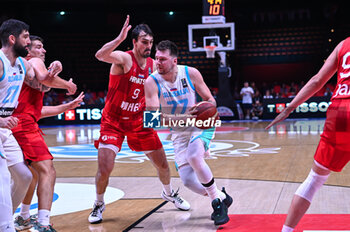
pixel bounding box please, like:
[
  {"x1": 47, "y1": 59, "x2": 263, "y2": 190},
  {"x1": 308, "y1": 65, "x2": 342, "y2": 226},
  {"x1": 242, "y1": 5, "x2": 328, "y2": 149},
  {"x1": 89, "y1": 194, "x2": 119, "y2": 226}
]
[{"x1": 188, "y1": 22, "x2": 235, "y2": 52}]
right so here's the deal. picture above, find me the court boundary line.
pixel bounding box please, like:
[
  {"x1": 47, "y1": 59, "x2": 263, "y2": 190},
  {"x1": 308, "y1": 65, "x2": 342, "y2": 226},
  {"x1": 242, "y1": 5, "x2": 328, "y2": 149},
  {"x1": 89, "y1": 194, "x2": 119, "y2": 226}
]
[{"x1": 122, "y1": 201, "x2": 168, "y2": 232}]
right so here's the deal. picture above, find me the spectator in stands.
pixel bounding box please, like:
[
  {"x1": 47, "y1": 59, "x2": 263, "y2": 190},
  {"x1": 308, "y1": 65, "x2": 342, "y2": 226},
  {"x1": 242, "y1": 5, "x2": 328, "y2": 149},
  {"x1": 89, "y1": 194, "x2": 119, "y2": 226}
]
[
  {"x1": 251, "y1": 100, "x2": 263, "y2": 120},
  {"x1": 250, "y1": 81, "x2": 257, "y2": 92},
  {"x1": 275, "y1": 92, "x2": 282, "y2": 99},
  {"x1": 43, "y1": 91, "x2": 53, "y2": 106},
  {"x1": 290, "y1": 82, "x2": 297, "y2": 94},
  {"x1": 240, "y1": 81, "x2": 254, "y2": 119},
  {"x1": 233, "y1": 86, "x2": 241, "y2": 100},
  {"x1": 261, "y1": 82, "x2": 269, "y2": 97},
  {"x1": 263, "y1": 89, "x2": 274, "y2": 99},
  {"x1": 84, "y1": 89, "x2": 95, "y2": 105},
  {"x1": 273, "y1": 82, "x2": 281, "y2": 96},
  {"x1": 95, "y1": 91, "x2": 105, "y2": 105},
  {"x1": 324, "y1": 87, "x2": 333, "y2": 97},
  {"x1": 253, "y1": 89, "x2": 262, "y2": 103}
]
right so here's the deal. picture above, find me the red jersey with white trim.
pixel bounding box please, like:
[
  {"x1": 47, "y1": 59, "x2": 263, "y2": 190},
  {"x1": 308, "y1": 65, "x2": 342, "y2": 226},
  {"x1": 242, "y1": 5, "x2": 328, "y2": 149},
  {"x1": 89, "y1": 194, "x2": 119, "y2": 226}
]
[
  {"x1": 332, "y1": 37, "x2": 350, "y2": 100},
  {"x1": 102, "y1": 50, "x2": 153, "y2": 122},
  {"x1": 12, "y1": 83, "x2": 43, "y2": 132}
]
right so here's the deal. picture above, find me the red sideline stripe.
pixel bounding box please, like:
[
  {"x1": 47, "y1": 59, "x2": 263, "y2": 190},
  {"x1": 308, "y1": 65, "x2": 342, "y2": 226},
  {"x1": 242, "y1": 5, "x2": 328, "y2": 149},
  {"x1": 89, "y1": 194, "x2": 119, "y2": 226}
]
[{"x1": 217, "y1": 214, "x2": 350, "y2": 232}]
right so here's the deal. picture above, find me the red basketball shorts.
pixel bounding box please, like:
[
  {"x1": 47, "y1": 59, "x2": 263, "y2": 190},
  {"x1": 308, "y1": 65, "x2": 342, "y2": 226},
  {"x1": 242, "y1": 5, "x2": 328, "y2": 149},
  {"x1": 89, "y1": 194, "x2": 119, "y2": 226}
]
[
  {"x1": 95, "y1": 117, "x2": 162, "y2": 152},
  {"x1": 13, "y1": 129, "x2": 53, "y2": 163},
  {"x1": 314, "y1": 99, "x2": 350, "y2": 172}
]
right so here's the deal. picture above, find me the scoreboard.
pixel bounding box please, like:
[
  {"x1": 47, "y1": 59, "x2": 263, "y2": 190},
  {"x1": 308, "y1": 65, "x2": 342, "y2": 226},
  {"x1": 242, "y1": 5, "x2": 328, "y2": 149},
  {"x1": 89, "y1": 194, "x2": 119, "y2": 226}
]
[
  {"x1": 203, "y1": 0, "x2": 225, "y2": 16},
  {"x1": 202, "y1": 0, "x2": 225, "y2": 24}
]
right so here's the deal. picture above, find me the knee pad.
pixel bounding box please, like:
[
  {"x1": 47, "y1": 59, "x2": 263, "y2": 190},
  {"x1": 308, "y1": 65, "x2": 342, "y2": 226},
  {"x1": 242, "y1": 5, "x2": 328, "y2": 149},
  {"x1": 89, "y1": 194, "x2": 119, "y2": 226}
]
[
  {"x1": 98, "y1": 143, "x2": 120, "y2": 155},
  {"x1": 295, "y1": 169, "x2": 329, "y2": 202}
]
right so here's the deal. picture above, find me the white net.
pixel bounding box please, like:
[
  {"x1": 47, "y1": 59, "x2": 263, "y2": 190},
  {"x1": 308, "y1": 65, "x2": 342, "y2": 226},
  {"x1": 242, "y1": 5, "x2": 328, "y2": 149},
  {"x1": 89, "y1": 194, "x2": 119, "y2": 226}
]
[{"x1": 204, "y1": 46, "x2": 217, "y2": 58}]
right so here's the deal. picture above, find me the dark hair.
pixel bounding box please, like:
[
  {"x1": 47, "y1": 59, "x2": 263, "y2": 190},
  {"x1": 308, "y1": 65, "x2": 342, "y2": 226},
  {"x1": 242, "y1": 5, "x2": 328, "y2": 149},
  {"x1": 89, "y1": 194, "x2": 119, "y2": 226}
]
[
  {"x1": 131, "y1": 24, "x2": 153, "y2": 41},
  {"x1": 0, "y1": 19, "x2": 29, "y2": 46},
  {"x1": 28, "y1": 35, "x2": 44, "y2": 49},
  {"x1": 156, "y1": 40, "x2": 178, "y2": 57}
]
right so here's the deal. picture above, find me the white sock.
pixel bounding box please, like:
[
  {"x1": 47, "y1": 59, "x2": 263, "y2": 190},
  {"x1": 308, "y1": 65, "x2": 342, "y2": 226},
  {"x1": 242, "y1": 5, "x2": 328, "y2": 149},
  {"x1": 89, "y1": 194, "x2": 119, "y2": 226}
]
[
  {"x1": 38, "y1": 209, "x2": 50, "y2": 226},
  {"x1": 96, "y1": 193, "x2": 104, "y2": 203},
  {"x1": 19, "y1": 203, "x2": 31, "y2": 220},
  {"x1": 203, "y1": 181, "x2": 220, "y2": 201},
  {"x1": 281, "y1": 224, "x2": 294, "y2": 232},
  {"x1": 219, "y1": 190, "x2": 226, "y2": 201},
  {"x1": 162, "y1": 184, "x2": 172, "y2": 196}
]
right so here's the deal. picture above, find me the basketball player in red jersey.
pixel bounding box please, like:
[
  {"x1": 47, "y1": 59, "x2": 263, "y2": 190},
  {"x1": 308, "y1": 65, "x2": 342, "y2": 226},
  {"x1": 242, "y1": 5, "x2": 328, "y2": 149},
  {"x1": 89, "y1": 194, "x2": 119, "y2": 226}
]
[
  {"x1": 89, "y1": 15, "x2": 190, "y2": 224},
  {"x1": 267, "y1": 37, "x2": 350, "y2": 232},
  {"x1": 11, "y1": 35, "x2": 79, "y2": 232}
]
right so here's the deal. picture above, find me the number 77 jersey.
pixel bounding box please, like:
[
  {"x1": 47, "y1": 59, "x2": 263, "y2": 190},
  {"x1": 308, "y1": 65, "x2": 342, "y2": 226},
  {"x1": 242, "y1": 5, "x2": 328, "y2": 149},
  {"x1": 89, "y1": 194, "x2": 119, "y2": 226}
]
[
  {"x1": 0, "y1": 50, "x2": 26, "y2": 117},
  {"x1": 150, "y1": 65, "x2": 196, "y2": 116}
]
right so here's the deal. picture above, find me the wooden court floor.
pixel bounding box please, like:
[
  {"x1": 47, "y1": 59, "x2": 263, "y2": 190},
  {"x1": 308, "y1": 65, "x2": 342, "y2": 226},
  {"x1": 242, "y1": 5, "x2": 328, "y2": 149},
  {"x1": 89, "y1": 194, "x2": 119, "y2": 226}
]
[{"x1": 19, "y1": 119, "x2": 350, "y2": 231}]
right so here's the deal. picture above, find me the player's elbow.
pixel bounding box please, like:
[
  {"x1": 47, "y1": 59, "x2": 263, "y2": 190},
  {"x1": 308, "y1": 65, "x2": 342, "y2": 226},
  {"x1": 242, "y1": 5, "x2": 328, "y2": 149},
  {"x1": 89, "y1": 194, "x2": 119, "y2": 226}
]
[{"x1": 95, "y1": 51, "x2": 105, "y2": 61}]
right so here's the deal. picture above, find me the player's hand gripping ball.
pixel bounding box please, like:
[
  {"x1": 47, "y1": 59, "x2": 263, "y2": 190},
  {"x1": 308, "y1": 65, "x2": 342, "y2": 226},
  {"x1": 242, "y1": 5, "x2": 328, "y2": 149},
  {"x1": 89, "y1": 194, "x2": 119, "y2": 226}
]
[{"x1": 192, "y1": 101, "x2": 219, "y2": 129}]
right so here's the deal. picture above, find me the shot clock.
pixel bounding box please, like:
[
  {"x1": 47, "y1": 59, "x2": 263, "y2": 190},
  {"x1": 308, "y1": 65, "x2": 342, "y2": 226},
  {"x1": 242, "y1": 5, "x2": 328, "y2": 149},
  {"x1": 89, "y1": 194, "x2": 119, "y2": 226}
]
[
  {"x1": 203, "y1": 0, "x2": 225, "y2": 16},
  {"x1": 202, "y1": 0, "x2": 225, "y2": 24}
]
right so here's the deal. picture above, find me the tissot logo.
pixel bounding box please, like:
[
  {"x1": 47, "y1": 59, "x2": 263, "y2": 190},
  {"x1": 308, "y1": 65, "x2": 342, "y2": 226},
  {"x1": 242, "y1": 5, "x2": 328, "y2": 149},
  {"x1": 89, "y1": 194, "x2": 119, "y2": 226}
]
[
  {"x1": 276, "y1": 103, "x2": 285, "y2": 113},
  {"x1": 65, "y1": 110, "x2": 75, "y2": 120},
  {"x1": 267, "y1": 102, "x2": 331, "y2": 113},
  {"x1": 57, "y1": 107, "x2": 103, "y2": 121}
]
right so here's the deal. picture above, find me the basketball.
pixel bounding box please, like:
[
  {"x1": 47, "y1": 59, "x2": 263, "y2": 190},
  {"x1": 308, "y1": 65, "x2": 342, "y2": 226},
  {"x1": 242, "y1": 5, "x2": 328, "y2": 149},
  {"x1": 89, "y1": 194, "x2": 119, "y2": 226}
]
[{"x1": 194, "y1": 102, "x2": 219, "y2": 129}]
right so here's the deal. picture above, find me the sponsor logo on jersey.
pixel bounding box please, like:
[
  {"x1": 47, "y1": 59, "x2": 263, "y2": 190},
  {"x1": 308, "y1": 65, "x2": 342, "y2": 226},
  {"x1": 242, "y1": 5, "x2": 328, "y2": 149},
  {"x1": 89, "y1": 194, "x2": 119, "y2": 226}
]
[
  {"x1": 0, "y1": 107, "x2": 15, "y2": 117},
  {"x1": 101, "y1": 135, "x2": 117, "y2": 141},
  {"x1": 17, "y1": 64, "x2": 23, "y2": 74},
  {"x1": 181, "y1": 78, "x2": 188, "y2": 88}
]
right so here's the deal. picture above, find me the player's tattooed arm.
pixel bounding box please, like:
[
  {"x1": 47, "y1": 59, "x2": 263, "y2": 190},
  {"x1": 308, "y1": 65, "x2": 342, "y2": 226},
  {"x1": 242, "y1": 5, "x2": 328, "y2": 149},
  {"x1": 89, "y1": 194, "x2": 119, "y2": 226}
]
[{"x1": 24, "y1": 76, "x2": 51, "y2": 92}]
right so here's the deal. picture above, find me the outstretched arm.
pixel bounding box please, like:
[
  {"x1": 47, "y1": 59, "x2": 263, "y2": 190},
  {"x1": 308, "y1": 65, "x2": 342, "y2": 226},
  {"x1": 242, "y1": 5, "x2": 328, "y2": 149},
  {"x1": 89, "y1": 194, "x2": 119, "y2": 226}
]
[
  {"x1": 265, "y1": 40, "x2": 342, "y2": 129},
  {"x1": 95, "y1": 15, "x2": 132, "y2": 65},
  {"x1": 40, "y1": 92, "x2": 84, "y2": 119},
  {"x1": 26, "y1": 58, "x2": 77, "y2": 95}
]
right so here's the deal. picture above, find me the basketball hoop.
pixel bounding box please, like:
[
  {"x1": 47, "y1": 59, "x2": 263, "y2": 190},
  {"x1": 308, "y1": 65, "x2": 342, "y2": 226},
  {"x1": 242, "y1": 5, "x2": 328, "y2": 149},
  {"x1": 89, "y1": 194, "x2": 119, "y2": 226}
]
[{"x1": 204, "y1": 45, "x2": 217, "y2": 58}]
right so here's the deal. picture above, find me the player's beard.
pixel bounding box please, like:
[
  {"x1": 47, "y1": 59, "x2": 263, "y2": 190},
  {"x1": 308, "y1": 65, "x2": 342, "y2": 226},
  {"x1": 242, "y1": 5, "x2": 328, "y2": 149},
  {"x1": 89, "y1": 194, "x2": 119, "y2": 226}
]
[
  {"x1": 142, "y1": 49, "x2": 151, "y2": 58},
  {"x1": 13, "y1": 41, "x2": 28, "y2": 57}
]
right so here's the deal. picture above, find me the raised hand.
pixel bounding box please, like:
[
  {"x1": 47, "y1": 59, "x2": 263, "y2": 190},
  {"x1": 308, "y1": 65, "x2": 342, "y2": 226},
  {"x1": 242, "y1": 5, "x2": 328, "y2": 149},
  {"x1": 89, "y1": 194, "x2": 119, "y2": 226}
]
[
  {"x1": 67, "y1": 92, "x2": 85, "y2": 109},
  {"x1": 66, "y1": 78, "x2": 77, "y2": 95},
  {"x1": 116, "y1": 15, "x2": 132, "y2": 42}
]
